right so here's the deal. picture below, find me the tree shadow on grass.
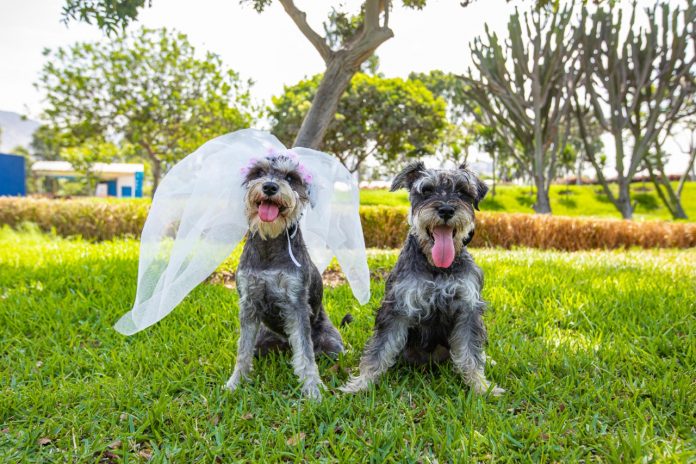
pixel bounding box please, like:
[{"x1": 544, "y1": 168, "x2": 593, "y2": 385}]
[
  {"x1": 557, "y1": 188, "x2": 576, "y2": 196},
  {"x1": 633, "y1": 192, "x2": 659, "y2": 211},
  {"x1": 594, "y1": 189, "x2": 613, "y2": 204},
  {"x1": 515, "y1": 193, "x2": 535, "y2": 209},
  {"x1": 481, "y1": 196, "x2": 504, "y2": 211},
  {"x1": 557, "y1": 197, "x2": 577, "y2": 209}
]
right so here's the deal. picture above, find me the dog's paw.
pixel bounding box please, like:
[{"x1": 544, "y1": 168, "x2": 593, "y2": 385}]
[
  {"x1": 224, "y1": 372, "x2": 246, "y2": 392},
  {"x1": 301, "y1": 380, "x2": 324, "y2": 401},
  {"x1": 338, "y1": 375, "x2": 371, "y2": 394},
  {"x1": 469, "y1": 376, "x2": 505, "y2": 397}
]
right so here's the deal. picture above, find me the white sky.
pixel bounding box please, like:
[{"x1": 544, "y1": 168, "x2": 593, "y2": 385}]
[{"x1": 0, "y1": 0, "x2": 514, "y2": 119}]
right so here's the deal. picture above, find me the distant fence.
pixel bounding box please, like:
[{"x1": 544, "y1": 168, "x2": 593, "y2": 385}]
[{"x1": 1, "y1": 197, "x2": 694, "y2": 250}]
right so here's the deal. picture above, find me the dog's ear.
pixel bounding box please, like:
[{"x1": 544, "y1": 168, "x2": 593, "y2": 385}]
[
  {"x1": 391, "y1": 161, "x2": 426, "y2": 192},
  {"x1": 473, "y1": 178, "x2": 488, "y2": 211},
  {"x1": 459, "y1": 163, "x2": 488, "y2": 211},
  {"x1": 462, "y1": 228, "x2": 475, "y2": 247}
]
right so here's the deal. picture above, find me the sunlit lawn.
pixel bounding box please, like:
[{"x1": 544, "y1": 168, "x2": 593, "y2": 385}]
[
  {"x1": 1, "y1": 227, "x2": 694, "y2": 462},
  {"x1": 360, "y1": 182, "x2": 696, "y2": 221}
]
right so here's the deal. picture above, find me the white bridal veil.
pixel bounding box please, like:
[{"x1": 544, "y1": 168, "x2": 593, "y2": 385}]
[{"x1": 114, "y1": 129, "x2": 370, "y2": 335}]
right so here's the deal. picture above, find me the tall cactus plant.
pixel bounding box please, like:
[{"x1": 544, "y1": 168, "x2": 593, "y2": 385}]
[
  {"x1": 461, "y1": 5, "x2": 581, "y2": 214},
  {"x1": 574, "y1": 0, "x2": 696, "y2": 219}
]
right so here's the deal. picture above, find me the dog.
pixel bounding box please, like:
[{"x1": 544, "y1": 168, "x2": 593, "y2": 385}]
[
  {"x1": 224, "y1": 152, "x2": 344, "y2": 400},
  {"x1": 340, "y1": 161, "x2": 504, "y2": 396}
]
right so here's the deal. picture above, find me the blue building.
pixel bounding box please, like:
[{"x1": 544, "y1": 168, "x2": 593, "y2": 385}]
[{"x1": 0, "y1": 153, "x2": 26, "y2": 196}]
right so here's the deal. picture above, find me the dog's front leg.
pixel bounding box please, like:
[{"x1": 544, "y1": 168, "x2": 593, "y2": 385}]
[
  {"x1": 340, "y1": 317, "x2": 409, "y2": 393},
  {"x1": 225, "y1": 307, "x2": 260, "y2": 392},
  {"x1": 283, "y1": 307, "x2": 324, "y2": 400},
  {"x1": 449, "y1": 307, "x2": 504, "y2": 396}
]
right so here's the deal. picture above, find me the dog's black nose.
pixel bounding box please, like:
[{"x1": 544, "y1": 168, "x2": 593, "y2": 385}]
[
  {"x1": 437, "y1": 205, "x2": 455, "y2": 220},
  {"x1": 262, "y1": 182, "x2": 279, "y2": 196}
]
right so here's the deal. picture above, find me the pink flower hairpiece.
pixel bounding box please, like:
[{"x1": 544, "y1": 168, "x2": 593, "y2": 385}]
[
  {"x1": 239, "y1": 157, "x2": 258, "y2": 177},
  {"x1": 240, "y1": 150, "x2": 313, "y2": 184}
]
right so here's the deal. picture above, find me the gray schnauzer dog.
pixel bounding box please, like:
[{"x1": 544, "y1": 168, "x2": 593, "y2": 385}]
[
  {"x1": 340, "y1": 161, "x2": 504, "y2": 396},
  {"x1": 224, "y1": 153, "x2": 344, "y2": 400}
]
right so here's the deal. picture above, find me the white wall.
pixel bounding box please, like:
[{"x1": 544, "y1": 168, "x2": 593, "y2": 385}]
[{"x1": 116, "y1": 175, "x2": 136, "y2": 198}]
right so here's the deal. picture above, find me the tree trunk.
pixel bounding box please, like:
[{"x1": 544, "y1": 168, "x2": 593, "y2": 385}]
[
  {"x1": 491, "y1": 150, "x2": 496, "y2": 197},
  {"x1": 531, "y1": 76, "x2": 551, "y2": 215},
  {"x1": 533, "y1": 174, "x2": 552, "y2": 214},
  {"x1": 616, "y1": 179, "x2": 633, "y2": 219},
  {"x1": 677, "y1": 147, "x2": 696, "y2": 199},
  {"x1": 646, "y1": 159, "x2": 688, "y2": 219},
  {"x1": 293, "y1": 55, "x2": 358, "y2": 149},
  {"x1": 151, "y1": 158, "x2": 161, "y2": 197}
]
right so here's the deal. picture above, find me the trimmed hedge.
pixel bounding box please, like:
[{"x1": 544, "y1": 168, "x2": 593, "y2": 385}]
[
  {"x1": 0, "y1": 198, "x2": 147, "y2": 240},
  {"x1": 1, "y1": 197, "x2": 695, "y2": 250}
]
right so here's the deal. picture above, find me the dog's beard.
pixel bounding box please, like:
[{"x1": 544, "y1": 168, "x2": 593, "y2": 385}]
[
  {"x1": 411, "y1": 206, "x2": 474, "y2": 268},
  {"x1": 245, "y1": 180, "x2": 305, "y2": 239}
]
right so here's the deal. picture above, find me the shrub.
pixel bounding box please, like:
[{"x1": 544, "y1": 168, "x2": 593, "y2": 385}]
[
  {"x1": 1, "y1": 197, "x2": 694, "y2": 250},
  {"x1": 471, "y1": 213, "x2": 696, "y2": 250},
  {"x1": 360, "y1": 205, "x2": 410, "y2": 248},
  {"x1": 0, "y1": 197, "x2": 147, "y2": 241}
]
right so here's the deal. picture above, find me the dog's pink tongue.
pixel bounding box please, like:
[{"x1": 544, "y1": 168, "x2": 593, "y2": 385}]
[
  {"x1": 431, "y1": 225, "x2": 455, "y2": 268},
  {"x1": 258, "y1": 201, "x2": 279, "y2": 222}
]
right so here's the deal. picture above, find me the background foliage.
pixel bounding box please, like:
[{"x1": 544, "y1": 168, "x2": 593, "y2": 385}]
[
  {"x1": 270, "y1": 73, "x2": 447, "y2": 176},
  {"x1": 36, "y1": 27, "x2": 256, "y2": 192}
]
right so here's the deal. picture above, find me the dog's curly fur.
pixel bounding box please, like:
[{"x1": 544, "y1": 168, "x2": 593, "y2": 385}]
[
  {"x1": 340, "y1": 161, "x2": 504, "y2": 396},
  {"x1": 225, "y1": 153, "x2": 343, "y2": 400}
]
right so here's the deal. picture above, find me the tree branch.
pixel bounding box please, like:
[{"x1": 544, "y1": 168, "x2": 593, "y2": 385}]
[
  {"x1": 278, "y1": 0, "x2": 333, "y2": 63},
  {"x1": 363, "y1": 0, "x2": 384, "y2": 32}
]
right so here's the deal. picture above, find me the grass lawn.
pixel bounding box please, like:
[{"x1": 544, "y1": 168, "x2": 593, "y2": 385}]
[
  {"x1": 360, "y1": 182, "x2": 696, "y2": 221},
  {"x1": 1, "y1": 227, "x2": 694, "y2": 462}
]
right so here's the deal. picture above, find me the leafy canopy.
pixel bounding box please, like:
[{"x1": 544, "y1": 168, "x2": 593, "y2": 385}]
[
  {"x1": 269, "y1": 73, "x2": 446, "y2": 174},
  {"x1": 61, "y1": 0, "x2": 594, "y2": 34},
  {"x1": 37, "y1": 27, "x2": 256, "y2": 189}
]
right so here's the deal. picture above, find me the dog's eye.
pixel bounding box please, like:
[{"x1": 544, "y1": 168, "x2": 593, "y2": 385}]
[
  {"x1": 285, "y1": 173, "x2": 297, "y2": 183},
  {"x1": 421, "y1": 185, "x2": 434, "y2": 196},
  {"x1": 247, "y1": 167, "x2": 265, "y2": 179},
  {"x1": 458, "y1": 188, "x2": 472, "y2": 199}
]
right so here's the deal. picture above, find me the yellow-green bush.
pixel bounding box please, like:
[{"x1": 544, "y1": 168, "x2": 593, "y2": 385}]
[
  {"x1": 0, "y1": 198, "x2": 147, "y2": 241},
  {"x1": 1, "y1": 197, "x2": 694, "y2": 250}
]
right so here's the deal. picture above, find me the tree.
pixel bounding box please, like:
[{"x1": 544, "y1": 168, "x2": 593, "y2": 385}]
[
  {"x1": 409, "y1": 71, "x2": 469, "y2": 124},
  {"x1": 574, "y1": 1, "x2": 696, "y2": 219},
  {"x1": 675, "y1": 117, "x2": 696, "y2": 198},
  {"x1": 62, "y1": 0, "x2": 150, "y2": 33},
  {"x1": 269, "y1": 73, "x2": 446, "y2": 175},
  {"x1": 26, "y1": 125, "x2": 71, "y2": 194},
  {"x1": 408, "y1": 71, "x2": 477, "y2": 166},
  {"x1": 472, "y1": 123, "x2": 502, "y2": 196},
  {"x1": 62, "y1": 0, "x2": 566, "y2": 153},
  {"x1": 461, "y1": 5, "x2": 581, "y2": 214},
  {"x1": 62, "y1": 0, "x2": 617, "y2": 161},
  {"x1": 63, "y1": 139, "x2": 122, "y2": 195},
  {"x1": 37, "y1": 27, "x2": 255, "y2": 193},
  {"x1": 644, "y1": 103, "x2": 696, "y2": 219},
  {"x1": 31, "y1": 125, "x2": 65, "y2": 162}
]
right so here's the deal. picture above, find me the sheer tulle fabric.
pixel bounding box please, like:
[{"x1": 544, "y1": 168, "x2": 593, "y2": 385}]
[{"x1": 114, "y1": 129, "x2": 370, "y2": 335}]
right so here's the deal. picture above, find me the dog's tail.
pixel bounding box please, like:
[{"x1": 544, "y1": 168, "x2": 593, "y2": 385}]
[{"x1": 340, "y1": 313, "x2": 354, "y2": 328}]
